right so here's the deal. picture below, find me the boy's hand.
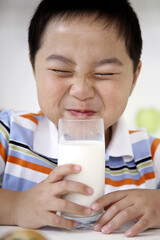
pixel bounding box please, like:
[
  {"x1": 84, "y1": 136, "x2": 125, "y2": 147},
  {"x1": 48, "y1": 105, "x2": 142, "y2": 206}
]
[
  {"x1": 91, "y1": 189, "x2": 160, "y2": 237},
  {"x1": 13, "y1": 164, "x2": 93, "y2": 229}
]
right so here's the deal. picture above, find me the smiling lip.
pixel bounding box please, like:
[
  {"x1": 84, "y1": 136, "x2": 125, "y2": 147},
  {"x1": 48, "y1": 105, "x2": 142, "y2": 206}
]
[{"x1": 67, "y1": 109, "x2": 96, "y2": 117}]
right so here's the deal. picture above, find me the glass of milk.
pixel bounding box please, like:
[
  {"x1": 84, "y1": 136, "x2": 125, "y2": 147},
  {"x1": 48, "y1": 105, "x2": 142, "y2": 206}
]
[{"x1": 58, "y1": 118, "x2": 105, "y2": 228}]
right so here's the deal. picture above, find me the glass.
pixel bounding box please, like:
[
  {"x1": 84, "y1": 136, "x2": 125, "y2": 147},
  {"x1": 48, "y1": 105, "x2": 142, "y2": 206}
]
[{"x1": 58, "y1": 118, "x2": 105, "y2": 229}]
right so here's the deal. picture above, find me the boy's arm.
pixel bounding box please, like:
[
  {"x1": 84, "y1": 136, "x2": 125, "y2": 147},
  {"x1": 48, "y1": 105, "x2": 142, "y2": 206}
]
[{"x1": 0, "y1": 188, "x2": 20, "y2": 225}]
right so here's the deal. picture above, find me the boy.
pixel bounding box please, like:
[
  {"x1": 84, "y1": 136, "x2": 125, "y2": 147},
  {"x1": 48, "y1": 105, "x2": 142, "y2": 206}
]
[{"x1": 0, "y1": 0, "x2": 160, "y2": 237}]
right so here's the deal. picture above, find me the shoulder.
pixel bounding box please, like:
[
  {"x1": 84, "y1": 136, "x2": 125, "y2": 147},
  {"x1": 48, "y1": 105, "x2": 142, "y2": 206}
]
[
  {"x1": 0, "y1": 109, "x2": 43, "y2": 130},
  {"x1": 129, "y1": 128, "x2": 160, "y2": 160},
  {"x1": 0, "y1": 110, "x2": 44, "y2": 163},
  {"x1": 0, "y1": 110, "x2": 43, "y2": 147},
  {"x1": 150, "y1": 136, "x2": 160, "y2": 161},
  {"x1": 0, "y1": 109, "x2": 12, "y2": 129},
  {"x1": 129, "y1": 128, "x2": 152, "y2": 146},
  {"x1": 129, "y1": 128, "x2": 149, "y2": 141}
]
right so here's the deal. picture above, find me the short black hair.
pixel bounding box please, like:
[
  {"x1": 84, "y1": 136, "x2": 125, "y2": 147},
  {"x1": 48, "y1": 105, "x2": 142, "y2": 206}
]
[{"x1": 28, "y1": 0, "x2": 142, "y2": 72}]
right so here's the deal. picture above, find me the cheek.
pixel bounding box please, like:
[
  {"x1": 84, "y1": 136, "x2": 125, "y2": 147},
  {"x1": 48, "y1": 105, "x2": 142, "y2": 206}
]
[
  {"x1": 100, "y1": 83, "x2": 122, "y2": 106},
  {"x1": 36, "y1": 78, "x2": 68, "y2": 124},
  {"x1": 100, "y1": 82, "x2": 130, "y2": 121},
  {"x1": 36, "y1": 77, "x2": 66, "y2": 103},
  {"x1": 102, "y1": 80, "x2": 131, "y2": 105}
]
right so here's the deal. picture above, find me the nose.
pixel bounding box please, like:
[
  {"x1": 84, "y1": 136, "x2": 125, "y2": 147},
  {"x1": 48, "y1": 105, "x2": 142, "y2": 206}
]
[{"x1": 70, "y1": 77, "x2": 94, "y2": 101}]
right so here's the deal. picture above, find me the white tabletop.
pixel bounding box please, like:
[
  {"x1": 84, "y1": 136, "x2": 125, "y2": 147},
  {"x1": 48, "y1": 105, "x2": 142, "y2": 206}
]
[{"x1": 0, "y1": 224, "x2": 160, "y2": 240}]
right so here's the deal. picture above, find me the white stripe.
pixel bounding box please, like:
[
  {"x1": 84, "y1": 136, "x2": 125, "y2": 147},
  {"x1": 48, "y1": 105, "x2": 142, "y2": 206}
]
[
  {"x1": 130, "y1": 128, "x2": 148, "y2": 144},
  {"x1": 153, "y1": 143, "x2": 160, "y2": 185},
  {"x1": 0, "y1": 155, "x2": 5, "y2": 175},
  {"x1": 5, "y1": 162, "x2": 48, "y2": 183},
  {"x1": 105, "y1": 179, "x2": 156, "y2": 194},
  {"x1": 11, "y1": 111, "x2": 37, "y2": 131}
]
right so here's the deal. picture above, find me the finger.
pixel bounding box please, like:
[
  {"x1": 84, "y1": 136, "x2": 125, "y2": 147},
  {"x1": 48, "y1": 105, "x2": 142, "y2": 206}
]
[
  {"x1": 92, "y1": 190, "x2": 128, "y2": 212},
  {"x1": 100, "y1": 206, "x2": 139, "y2": 234},
  {"x1": 49, "y1": 198, "x2": 92, "y2": 216},
  {"x1": 47, "y1": 164, "x2": 81, "y2": 183},
  {"x1": 47, "y1": 211, "x2": 77, "y2": 229},
  {"x1": 125, "y1": 216, "x2": 150, "y2": 237},
  {"x1": 52, "y1": 180, "x2": 94, "y2": 196},
  {"x1": 94, "y1": 198, "x2": 134, "y2": 231}
]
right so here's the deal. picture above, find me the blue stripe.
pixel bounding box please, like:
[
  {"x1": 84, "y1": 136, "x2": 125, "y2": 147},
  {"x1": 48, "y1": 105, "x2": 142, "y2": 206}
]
[
  {"x1": 10, "y1": 122, "x2": 34, "y2": 148},
  {"x1": 34, "y1": 115, "x2": 42, "y2": 121},
  {"x1": 132, "y1": 139, "x2": 151, "y2": 161},
  {"x1": 149, "y1": 135, "x2": 154, "y2": 146},
  {"x1": 107, "y1": 156, "x2": 124, "y2": 167},
  {"x1": 2, "y1": 173, "x2": 37, "y2": 191},
  {"x1": 107, "y1": 156, "x2": 136, "y2": 168},
  {"x1": 0, "y1": 110, "x2": 11, "y2": 127},
  {"x1": 0, "y1": 131, "x2": 9, "y2": 149}
]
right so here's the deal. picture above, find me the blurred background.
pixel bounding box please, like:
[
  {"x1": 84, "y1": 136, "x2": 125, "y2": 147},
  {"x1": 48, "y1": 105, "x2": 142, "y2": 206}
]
[{"x1": 0, "y1": 0, "x2": 160, "y2": 136}]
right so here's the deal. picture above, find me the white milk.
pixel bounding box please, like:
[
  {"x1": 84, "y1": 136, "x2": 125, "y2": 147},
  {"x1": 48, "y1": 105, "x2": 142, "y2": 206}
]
[{"x1": 58, "y1": 140, "x2": 105, "y2": 217}]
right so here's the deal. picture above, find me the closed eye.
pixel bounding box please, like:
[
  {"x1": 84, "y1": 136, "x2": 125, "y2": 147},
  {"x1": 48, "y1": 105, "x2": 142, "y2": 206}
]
[
  {"x1": 94, "y1": 73, "x2": 116, "y2": 79},
  {"x1": 50, "y1": 69, "x2": 72, "y2": 73},
  {"x1": 48, "y1": 69, "x2": 73, "y2": 77},
  {"x1": 95, "y1": 73, "x2": 114, "y2": 76}
]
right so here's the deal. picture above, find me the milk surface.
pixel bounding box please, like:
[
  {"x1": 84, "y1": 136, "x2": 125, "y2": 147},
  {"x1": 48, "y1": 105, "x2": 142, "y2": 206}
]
[{"x1": 58, "y1": 140, "x2": 105, "y2": 211}]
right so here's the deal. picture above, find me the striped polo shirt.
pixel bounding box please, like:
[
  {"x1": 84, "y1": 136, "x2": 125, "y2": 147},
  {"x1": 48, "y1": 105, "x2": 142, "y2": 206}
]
[{"x1": 0, "y1": 110, "x2": 160, "y2": 194}]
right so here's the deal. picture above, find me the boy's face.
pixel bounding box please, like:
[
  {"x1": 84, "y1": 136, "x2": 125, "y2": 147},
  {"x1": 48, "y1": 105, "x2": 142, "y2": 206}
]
[{"x1": 34, "y1": 16, "x2": 141, "y2": 131}]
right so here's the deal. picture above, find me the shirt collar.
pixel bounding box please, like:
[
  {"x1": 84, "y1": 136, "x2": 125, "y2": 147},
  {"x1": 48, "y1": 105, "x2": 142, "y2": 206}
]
[
  {"x1": 107, "y1": 117, "x2": 134, "y2": 162},
  {"x1": 33, "y1": 115, "x2": 58, "y2": 158},
  {"x1": 33, "y1": 116, "x2": 134, "y2": 162}
]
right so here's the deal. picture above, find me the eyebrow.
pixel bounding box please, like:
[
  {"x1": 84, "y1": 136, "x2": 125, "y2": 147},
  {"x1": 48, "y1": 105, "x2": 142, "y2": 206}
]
[
  {"x1": 46, "y1": 54, "x2": 123, "y2": 67},
  {"x1": 46, "y1": 54, "x2": 75, "y2": 65},
  {"x1": 96, "y1": 57, "x2": 123, "y2": 67}
]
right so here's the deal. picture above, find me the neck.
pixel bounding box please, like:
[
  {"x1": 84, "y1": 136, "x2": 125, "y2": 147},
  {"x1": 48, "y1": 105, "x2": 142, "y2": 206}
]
[{"x1": 105, "y1": 127, "x2": 112, "y2": 149}]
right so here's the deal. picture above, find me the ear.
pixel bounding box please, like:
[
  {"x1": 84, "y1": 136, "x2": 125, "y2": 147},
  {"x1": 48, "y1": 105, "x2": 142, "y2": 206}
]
[{"x1": 129, "y1": 60, "x2": 142, "y2": 96}]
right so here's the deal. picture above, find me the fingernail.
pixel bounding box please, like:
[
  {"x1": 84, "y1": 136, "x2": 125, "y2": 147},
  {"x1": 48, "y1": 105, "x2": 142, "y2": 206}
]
[
  {"x1": 87, "y1": 187, "x2": 94, "y2": 195},
  {"x1": 94, "y1": 224, "x2": 101, "y2": 231},
  {"x1": 101, "y1": 224, "x2": 111, "y2": 234},
  {"x1": 74, "y1": 165, "x2": 81, "y2": 171},
  {"x1": 84, "y1": 208, "x2": 92, "y2": 215},
  {"x1": 125, "y1": 230, "x2": 133, "y2": 237},
  {"x1": 92, "y1": 202, "x2": 99, "y2": 211}
]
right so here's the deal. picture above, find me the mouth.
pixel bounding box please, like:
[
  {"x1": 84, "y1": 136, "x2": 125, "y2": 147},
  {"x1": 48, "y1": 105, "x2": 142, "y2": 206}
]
[{"x1": 67, "y1": 109, "x2": 96, "y2": 117}]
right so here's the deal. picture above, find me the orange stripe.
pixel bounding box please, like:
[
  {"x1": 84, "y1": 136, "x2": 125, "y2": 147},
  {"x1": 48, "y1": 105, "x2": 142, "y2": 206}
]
[
  {"x1": 8, "y1": 155, "x2": 52, "y2": 175},
  {"x1": 151, "y1": 138, "x2": 160, "y2": 160},
  {"x1": 105, "y1": 172, "x2": 155, "y2": 187},
  {"x1": 0, "y1": 142, "x2": 7, "y2": 162},
  {"x1": 20, "y1": 111, "x2": 43, "y2": 125},
  {"x1": 129, "y1": 129, "x2": 146, "y2": 134},
  {"x1": 129, "y1": 130, "x2": 137, "y2": 134}
]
